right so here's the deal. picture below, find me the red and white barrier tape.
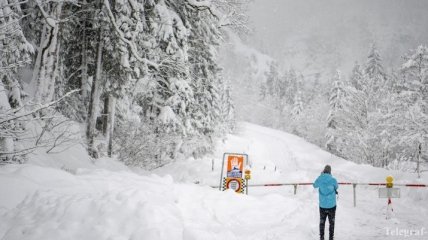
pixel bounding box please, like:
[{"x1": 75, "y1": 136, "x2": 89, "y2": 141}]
[
  {"x1": 211, "y1": 182, "x2": 427, "y2": 188},
  {"x1": 245, "y1": 182, "x2": 427, "y2": 187}
]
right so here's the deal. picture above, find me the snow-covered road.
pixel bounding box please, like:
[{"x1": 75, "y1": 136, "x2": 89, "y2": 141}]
[
  {"x1": 230, "y1": 123, "x2": 428, "y2": 240},
  {"x1": 1, "y1": 122, "x2": 427, "y2": 240}
]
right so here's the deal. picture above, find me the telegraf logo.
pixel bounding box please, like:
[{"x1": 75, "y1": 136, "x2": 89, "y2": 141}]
[{"x1": 385, "y1": 227, "x2": 425, "y2": 238}]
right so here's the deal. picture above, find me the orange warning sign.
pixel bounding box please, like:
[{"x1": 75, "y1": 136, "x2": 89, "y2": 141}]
[
  {"x1": 220, "y1": 153, "x2": 248, "y2": 194},
  {"x1": 226, "y1": 155, "x2": 244, "y2": 178},
  {"x1": 226, "y1": 178, "x2": 242, "y2": 192}
]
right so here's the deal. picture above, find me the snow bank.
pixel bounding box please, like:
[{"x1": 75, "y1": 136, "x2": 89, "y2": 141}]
[
  {"x1": 0, "y1": 164, "x2": 311, "y2": 240},
  {"x1": 1, "y1": 122, "x2": 427, "y2": 240}
]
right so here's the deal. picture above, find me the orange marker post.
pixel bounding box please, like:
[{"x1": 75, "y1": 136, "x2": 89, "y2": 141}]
[{"x1": 244, "y1": 169, "x2": 251, "y2": 195}]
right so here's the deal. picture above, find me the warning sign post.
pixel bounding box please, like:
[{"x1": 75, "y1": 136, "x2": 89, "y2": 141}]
[
  {"x1": 219, "y1": 153, "x2": 249, "y2": 194},
  {"x1": 379, "y1": 176, "x2": 400, "y2": 220}
]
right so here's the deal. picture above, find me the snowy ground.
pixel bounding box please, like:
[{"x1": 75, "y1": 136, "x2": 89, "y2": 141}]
[{"x1": 1, "y1": 122, "x2": 427, "y2": 240}]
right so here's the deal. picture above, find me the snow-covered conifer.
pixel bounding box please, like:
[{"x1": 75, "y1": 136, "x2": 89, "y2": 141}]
[
  {"x1": 325, "y1": 70, "x2": 345, "y2": 156},
  {"x1": 388, "y1": 45, "x2": 428, "y2": 176}
]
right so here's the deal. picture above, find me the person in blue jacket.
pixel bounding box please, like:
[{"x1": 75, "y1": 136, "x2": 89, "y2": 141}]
[{"x1": 313, "y1": 165, "x2": 338, "y2": 240}]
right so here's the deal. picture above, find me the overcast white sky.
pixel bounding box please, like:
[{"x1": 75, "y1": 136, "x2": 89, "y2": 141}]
[{"x1": 246, "y1": 0, "x2": 428, "y2": 74}]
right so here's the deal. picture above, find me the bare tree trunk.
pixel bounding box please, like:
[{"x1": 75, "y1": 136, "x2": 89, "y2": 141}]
[
  {"x1": 31, "y1": 25, "x2": 47, "y2": 102},
  {"x1": 46, "y1": 37, "x2": 61, "y2": 102},
  {"x1": 81, "y1": 21, "x2": 89, "y2": 103},
  {"x1": 46, "y1": 3, "x2": 62, "y2": 102},
  {"x1": 102, "y1": 97, "x2": 108, "y2": 135},
  {"x1": 86, "y1": 25, "x2": 104, "y2": 158},
  {"x1": 32, "y1": 2, "x2": 63, "y2": 104},
  {"x1": 106, "y1": 95, "x2": 116, "y2": 157}
]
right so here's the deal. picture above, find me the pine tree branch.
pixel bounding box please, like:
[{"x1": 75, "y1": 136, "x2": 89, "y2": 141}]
[
  {"x1": 102, "y1": 0, "x2": 159, "y2": 70},
  {"x1": 0, "y1": 61, "x2": 31, "y2": 70},
  {"x1": 0, "y1": 89, "x2": 79, "y2": 125},
  {"x1": 0, "y1": 0, "x2": 28, "y2": 10},
  {"x1": 185, "y1": 0, "x2": 220, "y2": 20}
]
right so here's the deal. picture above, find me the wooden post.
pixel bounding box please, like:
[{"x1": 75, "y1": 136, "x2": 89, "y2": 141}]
[
  {"x1": 353, "y1": 183, "x2": 357, "y2": 207},
  {"x1": 294, "y1": 184, "x2": 297, "y2": 195},
  {"x1": 417, "y1": 143, "x2": 421, "y2": 178}
]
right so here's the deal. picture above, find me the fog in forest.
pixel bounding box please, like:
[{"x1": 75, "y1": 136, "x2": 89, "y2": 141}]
[{"x1": 247, "y1": 0, "x2": 428, "y2": 74}]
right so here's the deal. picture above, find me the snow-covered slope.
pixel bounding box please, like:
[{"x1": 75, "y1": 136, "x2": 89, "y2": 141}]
[
  {"x1": 219, "y1": 31, "x2": 275, "y2": 123},
  {"x1": 1, "y1": 122, "x2": 427, "y2": 240}
]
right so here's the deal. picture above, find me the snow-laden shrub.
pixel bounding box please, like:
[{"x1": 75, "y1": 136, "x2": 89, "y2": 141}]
[
  {"x1": 115, "y1": 121, "x2": 215, "y2": 170},
  {"x1": 115, "y1": 122, "x2": 181, "y2": 169}
]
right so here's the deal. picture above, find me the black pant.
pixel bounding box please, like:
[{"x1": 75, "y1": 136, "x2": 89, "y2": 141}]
[{"x1": 319, "y1": 206, "x2": 336, "y2": 240}]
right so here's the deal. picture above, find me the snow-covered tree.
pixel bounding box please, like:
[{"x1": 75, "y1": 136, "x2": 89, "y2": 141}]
[
  {"x1": 332, "y1": 62, "x2": 368, "y2": 163},
  {"x1": 23, "y1": 0, "x2": 72, "y2": 105},
  {"x1": 1, "y1": 0, "x2": 245, "y2": 165},
  {"x1": 218, "y1": 78, "x2": 235, "y2": 132},
  {"x1": 387, "y1": 45, "x2": 428, "y2": 176},
  {"x1": 286, "y1": 68, "x2": 298, "y2": 105},
  {"x1": 364, "y1": 44, "x2": 388, "y2": 109},
  {"x1": 349, "y1": 62, "x2": 364, "y2": 91},
  {"x1": 292, "y1": 91, "x2": 303, "y2": 119},
  {"x1": 111, "y1": 0, "x2": 240, "y2": 166},
  {"x1": 262, "y1": 62, "x2": 279, "y2": 99},
  {"x1": 325, "y1": 70, "x2": 345, "y2": 156},
  {"x1": 347, "y1": 45, "x2": 390, "y2": 166},
  {"x1": 57, "y1": 1, "x2": 98, "y2": 122},
  {"x1": 1, "y1": 0, "x2": 33, "y2": 161},
  {"x1": 333, "y1": 48, "x2": 390, "y2": 166}
]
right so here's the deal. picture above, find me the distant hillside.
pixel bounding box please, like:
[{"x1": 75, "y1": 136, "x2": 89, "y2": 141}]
[{"x1": 219, "y1": 31, "x2": 275, "y2": 122}]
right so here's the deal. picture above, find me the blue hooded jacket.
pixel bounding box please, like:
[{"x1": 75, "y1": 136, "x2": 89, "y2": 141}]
[{"x1": 313, "y1": 173, "x2": 338, "y2": 208}]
